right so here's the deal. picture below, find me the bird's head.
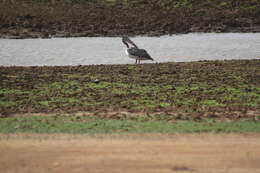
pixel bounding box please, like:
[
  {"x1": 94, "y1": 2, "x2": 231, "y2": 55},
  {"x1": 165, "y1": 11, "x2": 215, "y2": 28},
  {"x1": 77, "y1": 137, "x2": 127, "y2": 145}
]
[{"x1": 122, "y1": 36, "x2": 129, "y2": 48}]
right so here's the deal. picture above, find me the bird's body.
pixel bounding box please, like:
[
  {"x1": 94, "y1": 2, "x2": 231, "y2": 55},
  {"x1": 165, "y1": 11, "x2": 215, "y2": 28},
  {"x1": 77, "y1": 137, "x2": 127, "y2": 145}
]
[
  {"x1": 125, "y1": 48, "x2": 152, "y2": 60},
  {"x1": 122, "y1": 36, "x2": 153, "y2": 64}
]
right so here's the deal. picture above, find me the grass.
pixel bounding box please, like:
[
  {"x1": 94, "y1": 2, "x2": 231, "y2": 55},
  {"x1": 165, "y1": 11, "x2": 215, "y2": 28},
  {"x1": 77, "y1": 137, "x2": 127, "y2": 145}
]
[
  {"x1": 0, "y1": 115, "x2": 260, "y2": 134},
  {"x1": 1, "y1": 81, "x2": 259, "y2": 110}
]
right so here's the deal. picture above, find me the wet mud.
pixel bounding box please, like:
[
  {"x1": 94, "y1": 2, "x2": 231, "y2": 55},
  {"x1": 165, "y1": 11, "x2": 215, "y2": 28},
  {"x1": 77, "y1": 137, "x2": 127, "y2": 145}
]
[
  {"x1": 0, "y1": 0, "x2": 260, "y2": 39},
  {"x1": 0, "y1": 60, "x2": 259, "y2": 120}
]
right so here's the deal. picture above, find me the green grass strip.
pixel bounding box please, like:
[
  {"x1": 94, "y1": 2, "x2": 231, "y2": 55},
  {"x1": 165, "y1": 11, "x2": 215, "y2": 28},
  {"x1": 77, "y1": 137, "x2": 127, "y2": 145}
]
[{"x1": 0, "y1": 116, "x2": 259, "y2": 134}]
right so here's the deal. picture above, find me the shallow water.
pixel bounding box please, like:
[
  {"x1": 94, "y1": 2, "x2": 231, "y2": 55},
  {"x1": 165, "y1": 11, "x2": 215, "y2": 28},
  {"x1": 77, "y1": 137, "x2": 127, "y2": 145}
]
[{"x1": 0, "y1": 33, "x2": 259, "y2": 66}]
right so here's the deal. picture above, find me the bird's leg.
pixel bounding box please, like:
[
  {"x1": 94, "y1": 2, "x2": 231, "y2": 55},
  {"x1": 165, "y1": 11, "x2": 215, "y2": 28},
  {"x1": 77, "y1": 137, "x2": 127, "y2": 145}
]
[
  {"x1": 135, "y1": 59, "x2": 137, "y2": 64},
  {"x1": 138, "y1": 60, "x2": 141, "y2": 64}
]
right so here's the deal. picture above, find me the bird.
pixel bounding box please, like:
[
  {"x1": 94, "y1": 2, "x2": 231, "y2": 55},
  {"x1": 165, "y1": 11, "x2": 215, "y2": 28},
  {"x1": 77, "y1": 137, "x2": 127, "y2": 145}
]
[{"x1": 122, "y1": 36, "x2": 154, "y2": 64}]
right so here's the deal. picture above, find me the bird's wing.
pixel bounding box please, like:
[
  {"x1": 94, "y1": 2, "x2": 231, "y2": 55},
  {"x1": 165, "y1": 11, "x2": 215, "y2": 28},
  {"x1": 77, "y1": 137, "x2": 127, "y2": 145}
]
[{"x1": 128, "y1": 48, "x2": 154, "y2": 60}]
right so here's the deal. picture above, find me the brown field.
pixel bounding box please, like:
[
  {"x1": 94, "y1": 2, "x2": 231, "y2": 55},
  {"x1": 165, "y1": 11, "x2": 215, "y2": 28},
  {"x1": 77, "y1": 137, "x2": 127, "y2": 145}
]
[
  {"x1": 1, "y1": 133, "x2": 260, "y2": 173},
  {"x1": 0, "y1": 0, "x2": 259, "y2": 38},
  {"x1": 1, "y1": 60, "x2": 260, "y2": 119}
]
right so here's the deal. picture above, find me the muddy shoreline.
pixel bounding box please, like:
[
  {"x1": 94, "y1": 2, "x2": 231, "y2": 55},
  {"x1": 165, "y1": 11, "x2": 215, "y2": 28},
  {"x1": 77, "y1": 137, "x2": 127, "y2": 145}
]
[
  {"x1": 0, "y1": 0, "x2": 259, "y2": 39},
  {"x1": 1, "y1": 60, "x2": 259, "y2": 119}
]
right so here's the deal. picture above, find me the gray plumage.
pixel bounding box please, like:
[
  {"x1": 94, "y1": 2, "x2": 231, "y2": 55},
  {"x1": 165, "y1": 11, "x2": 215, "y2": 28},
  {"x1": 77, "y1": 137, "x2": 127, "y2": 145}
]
[
  {"x1": 127, "y1": 47, "x2": 153, "y2": 60},
  {"x1": 122, "y1": 36, "x2": 154, "y2": 64}
]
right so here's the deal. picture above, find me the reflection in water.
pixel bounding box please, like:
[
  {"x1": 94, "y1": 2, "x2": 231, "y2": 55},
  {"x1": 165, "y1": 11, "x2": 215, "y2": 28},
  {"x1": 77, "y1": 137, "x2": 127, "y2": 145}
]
[{"x1": 0, "y1": 33, "x2": 259, "y2": 66}]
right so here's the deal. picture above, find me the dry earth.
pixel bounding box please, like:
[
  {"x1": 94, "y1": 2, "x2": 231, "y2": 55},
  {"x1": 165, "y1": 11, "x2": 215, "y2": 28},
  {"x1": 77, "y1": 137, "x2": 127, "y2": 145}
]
[{"x1": 1, "y1": 133, "x2": 260, "y2": 173}]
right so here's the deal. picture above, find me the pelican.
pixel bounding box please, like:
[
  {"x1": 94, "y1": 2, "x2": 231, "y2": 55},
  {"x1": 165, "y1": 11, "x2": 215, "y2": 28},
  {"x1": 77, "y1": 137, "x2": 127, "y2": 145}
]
[{"x1": 122, "y1": 36, "x2": 154, "y2": 64}]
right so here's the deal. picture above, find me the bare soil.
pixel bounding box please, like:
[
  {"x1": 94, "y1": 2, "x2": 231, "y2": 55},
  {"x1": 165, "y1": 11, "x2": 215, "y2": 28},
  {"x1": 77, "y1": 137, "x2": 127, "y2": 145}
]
[
  {"x1": 1, "y1": 60, "x2": 259, "y2": 120},
  {"x1": 0, "y1": 0, "x2": 260, "y2": 38},
  {"x1": 1, "y1": 133, "x2": 260, "y2": 173}
]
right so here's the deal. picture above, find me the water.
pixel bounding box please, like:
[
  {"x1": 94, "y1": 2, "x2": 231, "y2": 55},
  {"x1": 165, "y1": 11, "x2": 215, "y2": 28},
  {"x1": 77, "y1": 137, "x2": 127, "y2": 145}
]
[{"x1": 0, "y1": 33, "x2": 259, "y2": 66}]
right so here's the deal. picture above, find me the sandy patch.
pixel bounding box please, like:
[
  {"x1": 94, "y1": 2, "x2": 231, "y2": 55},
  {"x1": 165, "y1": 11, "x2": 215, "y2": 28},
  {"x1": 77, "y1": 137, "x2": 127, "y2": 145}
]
[{"x1": 1, "y1": 133, "x2": 260, "y2": 173}]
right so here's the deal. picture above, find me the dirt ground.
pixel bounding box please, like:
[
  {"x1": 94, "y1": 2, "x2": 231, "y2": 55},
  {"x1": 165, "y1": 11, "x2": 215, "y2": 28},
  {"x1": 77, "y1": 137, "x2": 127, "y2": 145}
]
[
  {"x1": 1, "y1": 133, "x2": 260, "y2": 173},
  {"x1": 1, "y1": 60, "x2": 260, "y2": 118},
  {"x1": 1, "y1": 0, "x2": 260, "y2": 38}
]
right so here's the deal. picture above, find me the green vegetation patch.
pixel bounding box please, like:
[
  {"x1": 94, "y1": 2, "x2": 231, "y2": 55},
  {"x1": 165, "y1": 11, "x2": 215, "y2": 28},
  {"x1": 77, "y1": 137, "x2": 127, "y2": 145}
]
[{"x1": 0, "y1": 116, "x2": 260, "y2": 134}]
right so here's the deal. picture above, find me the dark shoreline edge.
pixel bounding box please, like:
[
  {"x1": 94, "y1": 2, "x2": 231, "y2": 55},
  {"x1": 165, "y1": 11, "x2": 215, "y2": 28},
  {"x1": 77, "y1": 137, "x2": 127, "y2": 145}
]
[
  {"x1": 1, "y1": 59, "x2": 260, "y2": 68},
  {"x1": 1, "y1": 30, "x2": 260, "y2": 39}
]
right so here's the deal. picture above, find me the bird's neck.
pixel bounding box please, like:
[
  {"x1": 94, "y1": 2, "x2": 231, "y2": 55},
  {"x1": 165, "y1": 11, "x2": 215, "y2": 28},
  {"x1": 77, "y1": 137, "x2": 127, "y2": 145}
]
[{"x1": 123, "y1": 41, "x2": 129, "y2": 48}]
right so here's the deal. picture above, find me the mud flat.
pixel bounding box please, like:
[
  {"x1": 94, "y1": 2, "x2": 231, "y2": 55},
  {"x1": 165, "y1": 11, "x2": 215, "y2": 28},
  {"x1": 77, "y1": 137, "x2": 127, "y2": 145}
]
[
  {"x1": 0, "y1": 60, "x2": 260, "y2": 120},
  {"x1": 0, "y1": 0, "x2": 259, "y2": 39},
  {"x1": 1, "y1": 133, "x2": 260, "y2": 173}
]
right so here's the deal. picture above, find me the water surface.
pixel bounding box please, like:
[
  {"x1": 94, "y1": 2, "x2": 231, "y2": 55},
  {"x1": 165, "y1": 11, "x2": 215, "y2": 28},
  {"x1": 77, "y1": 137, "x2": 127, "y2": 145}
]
[{"x1": 0, "y1": 33, "x2": 259, "y2": 66}]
